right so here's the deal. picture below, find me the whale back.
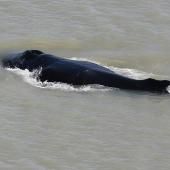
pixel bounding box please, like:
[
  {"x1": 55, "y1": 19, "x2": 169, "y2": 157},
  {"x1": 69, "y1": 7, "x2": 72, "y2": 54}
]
[{"x1": 1, "y1": 50, "x2": 170, "y2": 94}]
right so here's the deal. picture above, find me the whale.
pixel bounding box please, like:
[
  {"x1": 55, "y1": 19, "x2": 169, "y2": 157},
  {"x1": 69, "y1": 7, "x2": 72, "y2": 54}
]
[{"x1": 1, "y1": 50, "x2": 170, "y2": 93}]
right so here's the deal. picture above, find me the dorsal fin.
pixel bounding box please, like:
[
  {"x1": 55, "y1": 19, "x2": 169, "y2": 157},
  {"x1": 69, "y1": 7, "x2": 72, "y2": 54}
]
[
  {"x1": 24, "y1": 50, "x2": 43, "y2": 55},
  {"x1": 22, "y1": 50, "x2": 44, "y2": 60}
]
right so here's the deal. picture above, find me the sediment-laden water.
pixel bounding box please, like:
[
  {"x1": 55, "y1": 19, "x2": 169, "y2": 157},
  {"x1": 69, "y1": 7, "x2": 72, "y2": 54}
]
[{"x1": 0, "y1": 1, "x2": 170, "y2": 170}]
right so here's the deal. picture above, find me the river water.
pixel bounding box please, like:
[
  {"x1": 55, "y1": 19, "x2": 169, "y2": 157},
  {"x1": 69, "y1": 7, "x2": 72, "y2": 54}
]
[{"x1": 0, "y1": 1, "x2": 170, "y2": 170}]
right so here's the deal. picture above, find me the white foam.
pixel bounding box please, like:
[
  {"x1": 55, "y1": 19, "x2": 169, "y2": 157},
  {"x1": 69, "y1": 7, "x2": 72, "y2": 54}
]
[
  {"x1": 167, "y1": 86, "x2": 170, "y2": 93},
  {"x1": 109, "y1": 67, "x2": 153, "y2": 80},
  {"x1": 6, "y1": 68, "x2": 111, "y2": 92}
]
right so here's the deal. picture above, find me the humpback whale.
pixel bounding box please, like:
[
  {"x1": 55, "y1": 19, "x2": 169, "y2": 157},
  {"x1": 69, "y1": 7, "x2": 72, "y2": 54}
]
[{"x1": 1, "y1": 50, "x2": 170, "y2": 93}]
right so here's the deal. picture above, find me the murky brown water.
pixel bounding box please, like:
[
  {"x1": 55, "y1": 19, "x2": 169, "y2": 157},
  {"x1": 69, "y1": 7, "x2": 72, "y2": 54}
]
[{"x1": 0, "y1": 1, "x2": 170, "y2": 170}]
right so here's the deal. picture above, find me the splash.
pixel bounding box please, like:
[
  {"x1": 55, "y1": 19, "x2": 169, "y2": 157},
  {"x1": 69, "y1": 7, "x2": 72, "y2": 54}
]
[
  {"x1": 6, "y1": 68, "x2": 111, "y2": 92},
  {"x1": 167, "y1": 86, "x2": 170, "y2": 93}
]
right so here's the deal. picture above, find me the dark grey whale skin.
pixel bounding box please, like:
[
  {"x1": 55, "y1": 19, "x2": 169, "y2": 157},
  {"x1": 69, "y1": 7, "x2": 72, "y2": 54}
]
[{"x1": 1, "y1": 50, "x2": 170, "y2": 93}]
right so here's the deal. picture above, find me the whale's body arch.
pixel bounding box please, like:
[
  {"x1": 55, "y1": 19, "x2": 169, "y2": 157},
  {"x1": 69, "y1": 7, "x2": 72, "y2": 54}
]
[{"x1": 1, "y1": 50, "x2": 170, "y2": 93}]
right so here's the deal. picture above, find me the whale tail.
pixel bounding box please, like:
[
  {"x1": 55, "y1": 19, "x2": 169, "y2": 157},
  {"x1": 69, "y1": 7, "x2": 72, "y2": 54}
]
[{"x1": 141, "y1": 78, "x2": 170, "y2": 93}]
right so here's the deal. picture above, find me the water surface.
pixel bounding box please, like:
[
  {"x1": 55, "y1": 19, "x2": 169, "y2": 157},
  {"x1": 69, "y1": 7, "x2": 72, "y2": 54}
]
[{"x1": 0, "y1": 1, "x2": 170, "y2": 170}]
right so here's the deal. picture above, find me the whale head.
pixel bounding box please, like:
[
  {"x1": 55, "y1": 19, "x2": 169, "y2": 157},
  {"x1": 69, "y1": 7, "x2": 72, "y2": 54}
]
[{"x1": 1, "y1": 50, "x2": 43, "y2": 70}]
